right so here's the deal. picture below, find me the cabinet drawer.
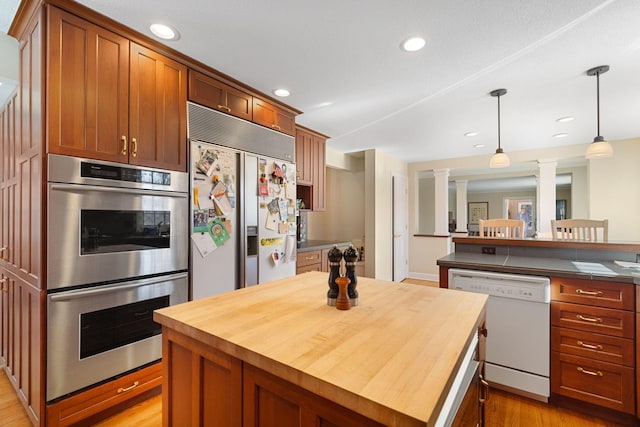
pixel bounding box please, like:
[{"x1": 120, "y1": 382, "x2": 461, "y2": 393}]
[
  {"x1": 551, "y1": 352, "x2": 635, "y2": 414},
  {"x1": 297, "y1": 250, "x2": 322, "y2": 267},
  {"x1": 296, "y1": 263, "x2": 321, "y2": 274},
  {"x1": 551, "y1": 302, "x2": 634, "y2": 338},
  {"x1": 551, "y1": 326, "x2": 634, "y2": 367},
  {"x1": 551, "y1": 277, "x2": 633, "y2": 310},
  {"x1": 46, "y1": 362, "x2": 161, "y2": 426}
]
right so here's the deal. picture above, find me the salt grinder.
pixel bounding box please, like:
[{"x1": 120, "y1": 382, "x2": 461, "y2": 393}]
[
  {"x1": 326, "y1": 245, "x2": 342, "y2": 306},
  {"x1": 343, "y1": 244, "x2": 359, "y2": 306},
  {"x1": 335, "y1": 277, "x2": 351, "y2": 310}
]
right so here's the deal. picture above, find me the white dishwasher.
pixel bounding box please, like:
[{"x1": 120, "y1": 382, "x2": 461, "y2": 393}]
[{"x1": 449, "y1": 268, "x2": 550, "y2": 401}]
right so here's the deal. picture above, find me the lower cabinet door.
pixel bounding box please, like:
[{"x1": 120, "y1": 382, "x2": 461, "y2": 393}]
[
  {"x1": 243, "y1": 364, "x2": 383, "y2": 427},
  {"x1": 551, "y1": 352, "x2": 635, "y2": 414}
]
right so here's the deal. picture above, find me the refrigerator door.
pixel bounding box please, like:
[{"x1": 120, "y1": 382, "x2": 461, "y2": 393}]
[
  {"x1": 190, "y1": 142, "x2": 242, "y2": 299},
  {"x1": 256, "y1": 156, "x2": 297, "y2": 283}
]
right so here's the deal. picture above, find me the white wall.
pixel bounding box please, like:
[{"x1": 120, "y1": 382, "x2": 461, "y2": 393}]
[
  {"x1": 306, "y1": 166, "x2": 365, "y2": 242},
  {"x1": 588, "y1": 138, "x2": 640, "y2": 241},
  {"x1": 365, "y1": 149, "x2": 408, "y2": 280}
]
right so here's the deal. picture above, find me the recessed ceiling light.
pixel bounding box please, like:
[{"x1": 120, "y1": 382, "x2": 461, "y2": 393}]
[
  {"x1": 556, "y1": 116, "x2": 575, "y2": 123},
  {"x1": 464, "y1": 132, "x2": 479, "y2": 137},
  {"x1": 401, "y1": 37, "x2": 426, "y2": 52},
  {"x1": 473, "y1": 144, "x2": 485, "y2": 148},
  {"x1": 553, "y1": 133, "x2": 569, "y2": 138},
  {"x1": 150, "y1": 24, "x2": 180, "y2": 40},
  {"x1": 273, "y1": 88, "x2": 290, "y2": 97}
]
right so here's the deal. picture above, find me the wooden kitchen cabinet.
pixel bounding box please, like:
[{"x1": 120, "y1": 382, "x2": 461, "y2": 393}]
[
  {"x1": 312, "y1": 134, "x2": 326, "y2": 211},
  {"x1": 252, "y1": 97, "x2": 296, "y2": 136},
  {"x1": 550, "y1": 277, "x2": 636, "y2": 414},
  {"x1": 295, "y1": 126, "x2": 327, "y2": 211},
  {"x1": 188, "y1": 69, "x2": 253, "y2": 121},
  {"x1": 47, "y1": 7, "x2": 187, "y2": 171},
  {"x1": 295, "y1": 128, "x2": 313, "y2": 185},
  {"x1": 244, "y1": 364, "x2": 383, "y2": 427},
  {"x1": 296, "y1": 250, "x2": 322, "y2": 274}
]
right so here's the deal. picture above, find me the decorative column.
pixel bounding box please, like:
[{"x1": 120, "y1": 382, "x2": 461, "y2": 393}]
[
  {"x1": 455, "y1": 180, "x2": 468, "y2": 232},
  {"x1": 433, "y1": 168, "x2": 450, "y2": 236},
  {"x1": 537, "y1": 160, "x2": 557, "y2": 237}
]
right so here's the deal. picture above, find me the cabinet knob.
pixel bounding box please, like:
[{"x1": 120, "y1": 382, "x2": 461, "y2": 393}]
[
  {"x1": 121, "y1": 135, "x2": 128, "y2": 155},
  {"x1": 131, "y1": 138, "x2": 138, "y2": 157}
]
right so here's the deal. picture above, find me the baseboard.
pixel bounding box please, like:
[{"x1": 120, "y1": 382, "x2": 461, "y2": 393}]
[{"x1": 408, "y1": 272, "x2": 439, "y2": 282}]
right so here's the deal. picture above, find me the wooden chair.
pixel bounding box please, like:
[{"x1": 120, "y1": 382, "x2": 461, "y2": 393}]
[
  {"x1": 479, "y1": 219, "x2": 525, "y2": 239},
  {"x1": 551, "y1": 219, "x2": 608, "y2": 242}
]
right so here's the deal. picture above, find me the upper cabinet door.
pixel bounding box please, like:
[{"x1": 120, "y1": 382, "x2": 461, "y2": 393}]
[
  {"x1": 295, "y1": 128, "x2": 313, "y2": 185},
  {"x1": 129, "y1": 43, "x2": 187, "y2": 171},
  {"x1": 48, "y1": 7, "x2": 129, "y2": 163},
  {"x1": 188, "y1": 70, "x2": 253, "y2": 121},
  {"x1": 252, "y1": 98, "x2": 295, "y2": 136}
]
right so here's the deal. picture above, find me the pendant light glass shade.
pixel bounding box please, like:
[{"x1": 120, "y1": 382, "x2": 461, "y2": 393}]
[
  {"x1": 489, "y1": 89, "x2": 509, "y2": 168},
  {"x1": 585, "y1": 65, "x2": 613, "y2": 159},
  {"x1": 490, "y1": 148, "x2": 510, "y2": 168}
]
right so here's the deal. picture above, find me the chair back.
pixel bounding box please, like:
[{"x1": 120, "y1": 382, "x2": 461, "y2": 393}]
[
  {"x1": 551, "y1": 219, "x2": 608, "y2": 242},
  {"x1": 479, "y1": 219, "x2": 525, "y2": 239}
]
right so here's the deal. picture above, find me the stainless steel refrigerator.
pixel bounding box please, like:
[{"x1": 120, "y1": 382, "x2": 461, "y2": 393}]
[{"x1": 188, "y1": 102, "x2": 297, "y2": 299}]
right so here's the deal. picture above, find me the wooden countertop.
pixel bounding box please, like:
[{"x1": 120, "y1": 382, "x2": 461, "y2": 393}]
[{"x1": 154, "y1": 272, "x2": 487, "y2": 426}]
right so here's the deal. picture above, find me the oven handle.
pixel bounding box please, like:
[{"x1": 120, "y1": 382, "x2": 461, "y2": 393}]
[
  {"x1": 49, "y1": 272, "x2": 188, "y2": 301},
  {"x1": 49, "y1": 183, "x2": 188, "y2": 198}
]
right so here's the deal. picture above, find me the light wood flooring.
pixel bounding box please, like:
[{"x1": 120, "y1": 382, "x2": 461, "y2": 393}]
[{"x1": 0, "y1": 279, "x2": 633, "y2": 427}]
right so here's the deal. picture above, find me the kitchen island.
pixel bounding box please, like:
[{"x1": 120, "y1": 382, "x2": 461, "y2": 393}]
[{"x1": 153, "y1": 271, "x2": 487, "y2": 426}]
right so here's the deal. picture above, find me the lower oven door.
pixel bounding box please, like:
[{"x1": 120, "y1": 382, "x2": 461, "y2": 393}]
[{"x1": 46, "y1": 272, "x2": 188, "y2": 402}]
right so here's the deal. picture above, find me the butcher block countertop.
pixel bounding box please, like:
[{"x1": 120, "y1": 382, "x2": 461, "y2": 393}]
[{"x1": 154, "y1": 271, "x2": 487, "y2": 426}]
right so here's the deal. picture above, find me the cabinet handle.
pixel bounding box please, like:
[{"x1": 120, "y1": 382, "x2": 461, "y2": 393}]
[
  {"x1": 131, "y1": 138, "x2": 138, "y2": 157},
  {"x1": 577, "y1": 340, "x2": 603, "y2": 350},
  {"x1": 576, "y1": 314, "x2": 603, "y2": 323},
  {"x1": 271, "y1": 124, "x2": 281, "y2": 131},
  {"x1": 576, "y1": 289, "x2": 603, "y2": 297},
  {"x1": 304, "y1": 256, "x2": 315, "y2": 260},
  {"x1": 217, "y1": 105, "x2": 231, "y2": 113},
  {"x1": 0, "y1": 247, "x2": 6, "y2": 252},
  {"x1": 117, "y1": 381, "x2": 139, "y2": 393},
  {"x1": 479, "y1": 372, "x2": 490, "y2": 402},
  {"x1": 577, "y1": 367, "x2": 603, "y2": 377},
  {"x1": 121, "y1": 135, "x2": 127, "y2": 155}
]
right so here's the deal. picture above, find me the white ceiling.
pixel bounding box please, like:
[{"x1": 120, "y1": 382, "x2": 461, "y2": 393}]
[{"x1": 2, "y1": 0, "x2": 640, "y2": 164}]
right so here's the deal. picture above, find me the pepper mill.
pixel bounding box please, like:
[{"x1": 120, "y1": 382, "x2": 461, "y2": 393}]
[
  {"x1": 335, "y1": 277, "x2": 351, "y2": 310},
  {"x1": 326, "y1": 245, "x2": 342, "y2": 306},
  {"x1": 343, "y1": 244, "x2": 359, "y2": 306}
]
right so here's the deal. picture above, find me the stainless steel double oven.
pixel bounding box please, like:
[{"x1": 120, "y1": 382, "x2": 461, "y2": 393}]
[{"x1": 46, "y1": 154, "x2": 189, "y2": 402}]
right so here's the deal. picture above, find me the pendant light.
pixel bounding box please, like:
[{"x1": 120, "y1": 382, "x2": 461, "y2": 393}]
[
  {"x1": 585, "y1": 65, "x2": 613, "y2": 159},
  {"x1": 489, "y1": 88, "x2": 510, "y2": 168}
]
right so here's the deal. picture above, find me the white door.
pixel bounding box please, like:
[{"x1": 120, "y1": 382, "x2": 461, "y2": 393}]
[{"x1": 392, "y1": 175, "x2": 409, "y2": 281}]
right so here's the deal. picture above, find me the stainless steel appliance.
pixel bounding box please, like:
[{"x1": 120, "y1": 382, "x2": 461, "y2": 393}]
[
  {"x1": 45, "y1": 154, "x2": 190, "y2": 401},
  {"x1": 46, "y1": 272, "x2": 187, "y2": 401},
  {"x1": 188, "y1": 102, "x2": 297, "y2": 299},
  {"x1": 449, "y1": 269, "x2": 551, "y2": 402},
  {"x1": 47, "y1": 154, "x2": 189, "y2": 289}
]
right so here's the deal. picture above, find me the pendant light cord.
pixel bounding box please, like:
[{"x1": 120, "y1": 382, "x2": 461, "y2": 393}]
[
  {"x1": 596, "y1": 71, "x2": 601, "y2": 136},
  {"x1": 497, "y1": 94, "x2": 502, "y2": 150}
]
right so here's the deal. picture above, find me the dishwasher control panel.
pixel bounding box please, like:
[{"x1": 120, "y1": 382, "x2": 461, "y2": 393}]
[{"x1": 448, "y1": 269, "x2": 550, "y2": 303}]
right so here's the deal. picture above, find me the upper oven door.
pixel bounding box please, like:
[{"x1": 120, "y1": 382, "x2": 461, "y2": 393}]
[{"x1": 47, "y1": 182, "x2": 188, "y2": 289}]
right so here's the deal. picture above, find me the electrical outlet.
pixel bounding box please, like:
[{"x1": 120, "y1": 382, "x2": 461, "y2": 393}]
[
  {"x1": 636, "y1": 253, "x2": 640, "y2": 263},
  {"x1": 482, "y1": 247, "x2": 496, "y2": 255}
]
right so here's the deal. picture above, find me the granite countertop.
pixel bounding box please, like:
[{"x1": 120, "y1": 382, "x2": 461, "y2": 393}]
[
  {"x1": 297, "y1": 239, "x2": 352, "y2": 252},
  {"x1": 437, "y1": 252, "x2": 640, "y2": 284},
  {"x1": 154, "y1": 272, "x2": 487, "y2": 427}
]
